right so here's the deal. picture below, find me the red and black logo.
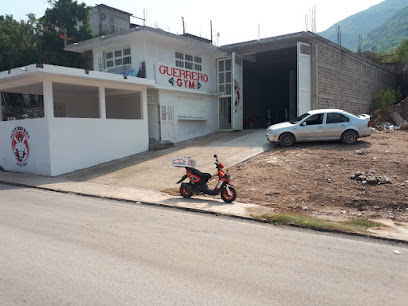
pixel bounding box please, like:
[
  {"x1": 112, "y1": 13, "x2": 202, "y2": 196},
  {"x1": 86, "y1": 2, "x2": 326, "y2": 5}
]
[{"x1": 11, "y1": 127, "x2": 30, "y2": 167}]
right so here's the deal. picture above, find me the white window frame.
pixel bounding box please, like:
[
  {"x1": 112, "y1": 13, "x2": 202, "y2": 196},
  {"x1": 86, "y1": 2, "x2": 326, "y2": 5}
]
[
  {"x1": 175, "y1": 51, "x2": 202, "y2": 71},
  {"x1": 217, "y1": 58, "x2": 232, "y2": 96},
  {"x1": 105, "y1": 47, "x2": 131, "y2": 69},
  {"x1": 160, "y1": 105, "x2": 173, "y2": 122}
]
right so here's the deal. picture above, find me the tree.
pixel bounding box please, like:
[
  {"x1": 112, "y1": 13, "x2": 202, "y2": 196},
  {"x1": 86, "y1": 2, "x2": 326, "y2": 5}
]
[
  {"x1": 39, "y1": 0, "x2": 93, "y2": 68},
  {"x1": 0, "y1": 14, "x2": 41, "y2": 70},
  {"x1": 395, "y1": 39, "x2": 408, "y2": 64}
]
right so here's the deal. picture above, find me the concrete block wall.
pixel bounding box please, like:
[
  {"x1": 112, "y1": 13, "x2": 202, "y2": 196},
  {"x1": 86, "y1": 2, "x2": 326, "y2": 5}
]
[{"x1": 315, "y1": 38, "x2": 396, "y2": 114}]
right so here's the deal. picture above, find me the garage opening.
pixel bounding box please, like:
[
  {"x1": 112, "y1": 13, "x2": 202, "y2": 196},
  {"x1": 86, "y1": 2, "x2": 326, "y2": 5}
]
[{"x1": 243, "y1": 47, "x2": 297, "y2": 129}]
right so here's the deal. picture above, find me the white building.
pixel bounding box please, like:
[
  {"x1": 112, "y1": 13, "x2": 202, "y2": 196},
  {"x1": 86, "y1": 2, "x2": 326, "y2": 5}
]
[{"x1": 0, "y1": 6, "x2": 395, "y2": 177}]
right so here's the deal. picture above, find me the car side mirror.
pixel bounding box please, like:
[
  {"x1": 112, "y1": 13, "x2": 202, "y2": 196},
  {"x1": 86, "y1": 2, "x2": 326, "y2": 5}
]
[{"x1": 301, "y1": 122, "x2": 306, "y2": 126}]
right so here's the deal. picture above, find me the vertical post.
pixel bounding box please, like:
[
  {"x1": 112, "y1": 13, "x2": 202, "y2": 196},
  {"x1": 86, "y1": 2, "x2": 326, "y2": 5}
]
[
  {"x1": 0, "y1": 92, "x2": 3, "y2": 121},
  {"x1": 98, "y1": 87, "x2": 106, "y2": 119},
  {"x1": 43, "y1": 80, "x2": 54, "y2": 119}
]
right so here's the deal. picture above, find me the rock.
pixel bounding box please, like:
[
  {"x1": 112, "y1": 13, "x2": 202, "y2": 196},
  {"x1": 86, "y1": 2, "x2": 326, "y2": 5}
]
[
  {"x1": 390, "y1": 111, "x2": 408, "y2": 127},
  {"x1": 341, "y1": 210, "x2": 346, "y2": 214},
  {"x1": 357, "y1": 175, "x2": 367, "y2": 181},
  {"x1": 302, "y1": 206, "x2": 308, "y2": 211},
  {"x1": 362, "y1": 181, "x2": 368, "y2": 185},
  {"x1": 366, "y1": 177, "x2": 378, "y2": 185},
  {"x1": 393, "y1": 250, "x2": 401, "y2": 255}
]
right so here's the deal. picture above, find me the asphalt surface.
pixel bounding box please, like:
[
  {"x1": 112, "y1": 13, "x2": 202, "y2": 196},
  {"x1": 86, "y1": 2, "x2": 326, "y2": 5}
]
[{"x1": 1, "y1": 184, "x2": 408, "y2": 305}]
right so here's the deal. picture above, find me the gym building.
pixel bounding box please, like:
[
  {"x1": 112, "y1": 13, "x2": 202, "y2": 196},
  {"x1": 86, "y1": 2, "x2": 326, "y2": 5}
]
[{"x1": 0, "y1": 4, "x2": 396, "y2": 176}]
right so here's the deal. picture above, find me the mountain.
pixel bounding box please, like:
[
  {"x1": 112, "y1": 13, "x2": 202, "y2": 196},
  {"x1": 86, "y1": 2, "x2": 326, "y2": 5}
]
[
  {"x1": 361, "y1": 5, "x2": 408, "y2": 52},
  {"x1": 319, "y1": 0, "x2": 408, "y2": 50}
]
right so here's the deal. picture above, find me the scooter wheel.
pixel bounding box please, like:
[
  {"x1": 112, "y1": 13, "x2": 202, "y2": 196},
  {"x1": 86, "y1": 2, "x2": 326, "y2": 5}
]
[
  {"x1": 180, "y1": 185, "x2": 193, "y2": 198},
  {"x1": 221, "y1": 186, "x2": 237, "y2": 203}
]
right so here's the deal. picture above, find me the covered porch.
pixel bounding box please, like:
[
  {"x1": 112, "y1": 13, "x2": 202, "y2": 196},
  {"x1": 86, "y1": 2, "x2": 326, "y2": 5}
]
[{"x1": 0, "y1": 64, "x2": 155, "y2": 176}]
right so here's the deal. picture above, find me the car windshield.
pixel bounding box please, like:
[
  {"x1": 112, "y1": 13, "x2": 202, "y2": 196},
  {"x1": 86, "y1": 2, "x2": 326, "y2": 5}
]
[{"x1": 289, "y1": 113, "x2": 310, "y2": 124}]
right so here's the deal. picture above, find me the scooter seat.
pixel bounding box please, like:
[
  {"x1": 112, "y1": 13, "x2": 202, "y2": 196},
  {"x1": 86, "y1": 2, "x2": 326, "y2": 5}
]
[{"x1": 187, "y1": 167, "x2": 212, "y2": 183}]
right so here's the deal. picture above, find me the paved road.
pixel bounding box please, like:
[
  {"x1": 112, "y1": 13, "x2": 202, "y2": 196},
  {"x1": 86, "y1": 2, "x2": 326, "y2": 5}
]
[{"x1": 1, "y1": 184, "x2": 407, "y2": 305}]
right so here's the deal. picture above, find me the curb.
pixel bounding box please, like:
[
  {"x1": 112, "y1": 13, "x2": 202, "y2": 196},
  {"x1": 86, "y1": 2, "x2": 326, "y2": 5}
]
[{"x1": 1, "y1": 179, "x2": 408, "y2": 246}]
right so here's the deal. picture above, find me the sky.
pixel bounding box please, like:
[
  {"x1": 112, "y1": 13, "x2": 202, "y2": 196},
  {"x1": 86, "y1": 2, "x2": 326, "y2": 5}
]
[{"x1": 2, "y1": 0, "x2": 385, "y2": 45}]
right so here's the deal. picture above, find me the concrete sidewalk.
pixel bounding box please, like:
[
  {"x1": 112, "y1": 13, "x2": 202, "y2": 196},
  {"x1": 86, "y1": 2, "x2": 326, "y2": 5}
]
[
  {"x1": 0, "y1": 171, "x2": 262, "y2": 217},
  {"x1": 59, "y1": 129, "x2": 270, "y2": 191},
  {"x1": 0, "y1": 130, "x2": 270, "y2": 217}
]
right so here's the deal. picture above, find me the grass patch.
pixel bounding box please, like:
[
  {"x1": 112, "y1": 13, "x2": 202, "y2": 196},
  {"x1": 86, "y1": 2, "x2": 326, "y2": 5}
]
[
  {"x1": 257, "y1": 214, "x2": 383, "y2": 233},
  {"x1": 0, "y1": 166, "x2": 4, "y2": 171},
  {"x1": 344, "y1": 218, "x2": 382, "y2": 228}
]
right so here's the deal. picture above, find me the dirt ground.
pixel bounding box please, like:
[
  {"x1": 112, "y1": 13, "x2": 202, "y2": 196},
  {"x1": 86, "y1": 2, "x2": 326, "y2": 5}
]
[{"x1": 227, "y1": 129, "x2": 408, "y2": 223}]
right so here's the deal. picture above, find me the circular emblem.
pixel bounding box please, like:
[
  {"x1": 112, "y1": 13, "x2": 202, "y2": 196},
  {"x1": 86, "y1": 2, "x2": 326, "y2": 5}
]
[{"x1": 11, "y1": 128, "x2": 30, "y2": 165}]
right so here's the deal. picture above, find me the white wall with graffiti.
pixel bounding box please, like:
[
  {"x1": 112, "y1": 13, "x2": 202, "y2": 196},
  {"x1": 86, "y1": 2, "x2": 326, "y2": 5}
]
[
  {"x1": 91, "y1": 29, "x2": 223, "y2": 94},
  {"x1": 0, "y1": 119, "x2": 52, "y2": 176},
  {"x1": 84, "y1": 28, "x2": 225, "y2": 143}
]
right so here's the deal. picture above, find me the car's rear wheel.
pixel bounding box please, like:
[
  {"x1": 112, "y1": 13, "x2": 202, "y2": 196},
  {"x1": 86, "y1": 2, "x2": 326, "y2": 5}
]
[
  {"x1": 279, "y1": 133, "x2": 296, "y2": 147},
  {"x1": 341, "y1": 130, "x2": 358, "y2": 144}
]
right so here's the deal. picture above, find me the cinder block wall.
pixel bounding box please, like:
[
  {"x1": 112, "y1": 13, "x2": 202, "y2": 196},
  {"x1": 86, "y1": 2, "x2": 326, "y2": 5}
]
[{"x1": 313, "y1": 38, "x2": 396, "y2": 114}]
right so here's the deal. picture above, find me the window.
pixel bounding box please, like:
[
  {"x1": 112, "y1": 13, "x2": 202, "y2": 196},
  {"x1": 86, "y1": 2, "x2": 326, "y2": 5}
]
[
  {"x1": 161, "y1": 105, "x2": 173, "y2": 122},
  {"x1": 326, "y1": 113, "x2": 350, "y2": 124},
  {"x1": 217, "y1": 58, "x2": 232, "y2": 95},
  {"x1": 305, "y1": 114, "x2": 323, "y2": 125},
  {"x1": 175, "y1": 52, "x2": 202, "y2": 71},
  {"x1": 105, "y1": 47, "x2": 131, "y2": 69},
  {"x1": 147, "y1": 89, "x2": 159, "y2": 104}
]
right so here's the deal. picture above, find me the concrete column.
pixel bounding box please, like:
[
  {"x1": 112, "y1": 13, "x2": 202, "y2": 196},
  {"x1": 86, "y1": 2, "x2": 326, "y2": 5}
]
[
  {"x1": 43, "y1": 81, "x2": 54, "y2": 119},
  {"x1": 142, "y1": 88, "x2": 148, "y2": 121},
  {"x1": 98, "y1": 87, "x2": 106, "y2": 119},
  {"x1": 0, "y1": 92, "x2": 3, "y2": 121}
]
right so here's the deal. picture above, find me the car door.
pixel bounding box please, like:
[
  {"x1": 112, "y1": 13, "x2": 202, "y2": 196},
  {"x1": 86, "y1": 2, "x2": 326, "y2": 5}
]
[
  {"x1": 294, "y1": 113, "x2": 325, "y2": 141},
  {"x1": 323, "y1": 112, "x2": 351, "y2": 139}
]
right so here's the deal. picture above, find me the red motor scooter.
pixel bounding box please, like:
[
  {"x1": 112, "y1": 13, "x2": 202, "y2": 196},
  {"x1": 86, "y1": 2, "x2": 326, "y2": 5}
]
[{"x1": 174, "y1": 155, "x2": 237, "y2": 203}]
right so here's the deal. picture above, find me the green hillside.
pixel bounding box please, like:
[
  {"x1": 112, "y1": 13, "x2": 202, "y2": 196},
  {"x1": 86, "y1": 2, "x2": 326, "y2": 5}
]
[
  {"x1": 319, "y1": 0, "x2": 408, "y2": 50},
  {"x1": 361, "y1": 5, "x2": 408, "y2": 52}
]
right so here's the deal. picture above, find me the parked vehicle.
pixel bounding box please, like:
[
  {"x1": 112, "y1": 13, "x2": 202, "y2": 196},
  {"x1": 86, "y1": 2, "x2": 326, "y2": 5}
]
[
  {"x1": 173, "y1": 155, "x2": 237, "y2": 203},
  {"x1": 266, "y1": 109, "x2": 371, "y2": 147}
]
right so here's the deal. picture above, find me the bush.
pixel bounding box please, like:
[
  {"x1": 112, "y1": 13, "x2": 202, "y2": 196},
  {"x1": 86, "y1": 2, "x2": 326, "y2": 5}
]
[{"x1": 372, "y1": 89, "x2": 400, "y2": 110}]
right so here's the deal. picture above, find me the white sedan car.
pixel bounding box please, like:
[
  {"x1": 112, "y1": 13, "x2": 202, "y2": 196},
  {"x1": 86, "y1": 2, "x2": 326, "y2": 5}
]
[{"x1": 266, "y1": 109, "x2": 371, "y2": 147}]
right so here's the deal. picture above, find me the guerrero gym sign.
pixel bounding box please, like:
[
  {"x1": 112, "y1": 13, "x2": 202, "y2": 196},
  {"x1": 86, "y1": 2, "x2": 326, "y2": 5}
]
[{"x1": 159, "y1": 65, "x2": 208, "y2": 90}]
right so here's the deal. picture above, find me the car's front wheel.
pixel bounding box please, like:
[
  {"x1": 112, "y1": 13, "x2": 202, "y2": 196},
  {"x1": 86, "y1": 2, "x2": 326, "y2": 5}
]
[
  {"x1": 279, "y1": 133, "x2": 296, "y2": 147},
  {"x1": 341, "y1": 130, "x2": 358, "y2": 144}
]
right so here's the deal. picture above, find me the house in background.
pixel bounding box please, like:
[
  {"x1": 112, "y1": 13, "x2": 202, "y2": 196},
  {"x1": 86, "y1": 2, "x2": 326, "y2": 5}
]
[{"x1": 0, "y1": 4, "x2": 396, "y2": 176}]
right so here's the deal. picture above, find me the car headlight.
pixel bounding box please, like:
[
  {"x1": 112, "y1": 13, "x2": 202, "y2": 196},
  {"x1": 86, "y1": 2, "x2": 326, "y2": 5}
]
[{"x1": 267, "y1": 127, "x2": 273, "y2": 133}]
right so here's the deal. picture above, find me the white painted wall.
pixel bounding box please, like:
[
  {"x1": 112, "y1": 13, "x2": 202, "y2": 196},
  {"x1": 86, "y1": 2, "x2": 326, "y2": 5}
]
[
  {"x1": 0, "y1": 119, "x2": 51, "y2": 176},
  {"x1": 92, "y1": 30, "x2": 224, "y2": 95},
  {"x1": 90, "y1": 30, "x2": 224, "y2": 143},
  {"x1": 48, "y1": 118, "x2": 149, "y2": 176},
  {"x1": 159, "y1": 90, "x2": 218, "y2": 143}
]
